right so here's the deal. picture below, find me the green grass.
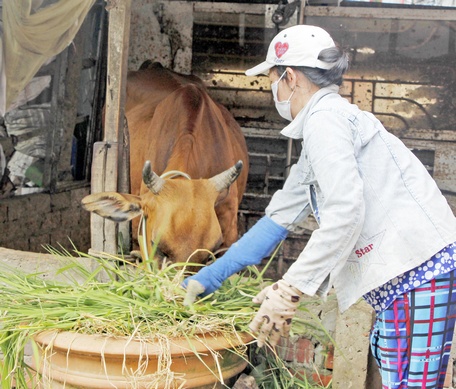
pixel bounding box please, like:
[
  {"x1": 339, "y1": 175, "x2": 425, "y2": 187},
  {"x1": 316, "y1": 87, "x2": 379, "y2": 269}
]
[{"x1": 0, "y1": 245, "x2": 330, "y2": 388}]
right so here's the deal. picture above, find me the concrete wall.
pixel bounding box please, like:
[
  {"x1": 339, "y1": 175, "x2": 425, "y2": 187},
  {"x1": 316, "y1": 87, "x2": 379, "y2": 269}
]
[{"x1": 0, "y1": 185, "x2": 91, "y2": 254}]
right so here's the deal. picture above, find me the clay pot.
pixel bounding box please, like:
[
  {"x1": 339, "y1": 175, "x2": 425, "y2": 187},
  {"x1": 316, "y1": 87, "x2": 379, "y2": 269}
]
[{"x1": 30, "y1": 330, "x2": 252, "y2": 388}]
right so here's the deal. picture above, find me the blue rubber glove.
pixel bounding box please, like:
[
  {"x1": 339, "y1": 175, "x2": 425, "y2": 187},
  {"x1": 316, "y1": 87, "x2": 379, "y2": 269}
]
[{"x1": 182, "y1": 216, "x2": 288, "y2": 303}]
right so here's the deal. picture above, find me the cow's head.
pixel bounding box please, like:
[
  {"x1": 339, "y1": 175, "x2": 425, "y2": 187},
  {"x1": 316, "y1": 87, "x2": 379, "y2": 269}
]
[{"x1": 82, "y1": 160, "x2": 243, "y2": 267}]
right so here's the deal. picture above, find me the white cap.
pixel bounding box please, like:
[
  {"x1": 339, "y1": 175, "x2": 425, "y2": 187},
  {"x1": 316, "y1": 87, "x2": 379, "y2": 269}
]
[{"x1": 245, "y1": 25, "x2": 336, "y2": 76}]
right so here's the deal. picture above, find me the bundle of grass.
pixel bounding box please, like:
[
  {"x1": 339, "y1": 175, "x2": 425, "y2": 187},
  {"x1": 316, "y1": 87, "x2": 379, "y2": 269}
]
[{"x1": 0, "y1": 246, "x2": 331, "y2": 388}]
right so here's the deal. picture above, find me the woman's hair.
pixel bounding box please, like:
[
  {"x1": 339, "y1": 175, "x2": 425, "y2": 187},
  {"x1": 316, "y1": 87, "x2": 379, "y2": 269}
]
[{"x1": 275, "y1": 45, "x2": 350, "y2": 87}]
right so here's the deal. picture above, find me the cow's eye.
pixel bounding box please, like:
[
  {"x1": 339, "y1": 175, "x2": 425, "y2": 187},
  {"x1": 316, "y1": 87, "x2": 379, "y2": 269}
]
[
  {"x1": 156, "y1": 247, "x2": 168, "y2": 259},
  {"x1": 152, "y1": 241, "x2": 169, "y2": 260}
]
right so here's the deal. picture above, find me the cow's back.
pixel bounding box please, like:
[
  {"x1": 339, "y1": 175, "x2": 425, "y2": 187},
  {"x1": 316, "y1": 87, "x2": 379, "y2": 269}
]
[
  {"x1": 125, "y1": 62, "x2": 248, "y2": 249},
  {"x1": 125, "y1": 61, "x2": 204, "y2": 113},
  {"x1": 126, "y1": 62, "x2": 248, "y2": 196}
]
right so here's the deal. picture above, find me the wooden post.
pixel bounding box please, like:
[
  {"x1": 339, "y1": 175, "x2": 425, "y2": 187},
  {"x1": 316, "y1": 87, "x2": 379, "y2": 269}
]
[
  {"x1": 56, "y1": 19, "x2": 87, "y2": 184},
  {"x1": 90, "y1": 0, "x2": 131, "y2": 256},
  {"x1": 117, "y1": 116, "x2": 131, "y2": 254},
  {"x1": 285, "y1": 1, "x2": 306, "y2": 180}
]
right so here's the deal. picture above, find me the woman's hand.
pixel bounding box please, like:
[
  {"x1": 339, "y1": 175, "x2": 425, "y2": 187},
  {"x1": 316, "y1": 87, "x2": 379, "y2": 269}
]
[
  {"x1": 249, "y1": 279, "x2": 303, "y2": 348},
  {"x1": 181, "y1": 216, "x2": 289, "y2": 304}
]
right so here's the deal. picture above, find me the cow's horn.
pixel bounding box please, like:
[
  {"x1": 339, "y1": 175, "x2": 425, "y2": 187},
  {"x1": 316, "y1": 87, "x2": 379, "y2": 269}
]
[
  {"x1": 142, "y1": 161, "x2": 165, "y2": 194},
  {"x1": 209, "y1": 160, "x2": 243, "y2": 192}
]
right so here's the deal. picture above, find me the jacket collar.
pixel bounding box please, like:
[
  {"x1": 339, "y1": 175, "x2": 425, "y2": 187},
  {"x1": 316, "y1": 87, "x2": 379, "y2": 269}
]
[{"x1": 280, "y1": 84, "x2": 340, "y2": 139}]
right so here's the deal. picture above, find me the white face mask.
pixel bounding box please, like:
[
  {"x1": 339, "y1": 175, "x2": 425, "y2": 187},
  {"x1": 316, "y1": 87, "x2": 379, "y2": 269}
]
[{"x1": 271, "y1": 70, "x2": 295, "y2": 121}]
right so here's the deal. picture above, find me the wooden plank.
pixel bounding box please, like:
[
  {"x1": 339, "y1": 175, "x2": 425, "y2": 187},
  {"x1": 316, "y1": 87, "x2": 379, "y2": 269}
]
[
  {"x1": 304, "y1": 6, "x2": 456, "y2": 21},
  {"x1": 43, "y1": 50, "x2": 68, "y2": 191},
  {"x1": 194, "y1": 2, "x2": 267, "y2": 15},
  {"x1": 193, "y1": 8, "x2": 265, "y2": 27},
  {"x1": 433, "y1": 142, "x2": 456, "y2": 193},
  {"x1": 104, "y1": 0, "x2": 131, "y2": 143},
  {"x1": 90, "y1": 141, "x2": 119, "y2": 255},
  {"x1": 90, "y1": 0, "x2": 131, "y2": 255},
  {"x1": 56, "y1": 21, "x2": 87, "y2": 184},
  {"x1": 84, "y1": 9, "x2": 108, "y2": 181},
  {"x1": 117, "y1": 117, "x2": 131, "y2": 254}
]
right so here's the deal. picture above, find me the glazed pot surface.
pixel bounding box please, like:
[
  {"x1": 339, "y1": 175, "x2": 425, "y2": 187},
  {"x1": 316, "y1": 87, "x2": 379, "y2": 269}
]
[{"x1": 31, "y1": 330, "x2": 253, "y2": 388}]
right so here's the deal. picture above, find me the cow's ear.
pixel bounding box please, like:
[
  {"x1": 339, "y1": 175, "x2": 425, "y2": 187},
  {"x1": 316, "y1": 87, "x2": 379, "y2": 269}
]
[
  {"x1": 81, "y1": 192, "x2": 142, "y2": 222},
  {"x1": 215, "y1": 188, "x2": 230, "y2": 206}
]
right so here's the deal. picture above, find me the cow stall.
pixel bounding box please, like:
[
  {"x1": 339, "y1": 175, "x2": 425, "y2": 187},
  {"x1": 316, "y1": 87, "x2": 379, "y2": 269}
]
[
  {"x1": 1, "y1": 0, "x2": 456, "y2": 387},
  {"x1": 3, "y1": 0, "x2": 455, "y2": 279},
  {"x1": 109, "y1": 1, "x2": 456, "y2": 387},
  {"x1": 112, "y1": 0, "x2": 456, "y2": 279}
]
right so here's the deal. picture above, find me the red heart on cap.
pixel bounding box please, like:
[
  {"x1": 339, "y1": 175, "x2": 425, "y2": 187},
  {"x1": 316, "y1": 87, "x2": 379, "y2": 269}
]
[{"x1": 275, "y1": 42, "x2": 289, "y2": 58}]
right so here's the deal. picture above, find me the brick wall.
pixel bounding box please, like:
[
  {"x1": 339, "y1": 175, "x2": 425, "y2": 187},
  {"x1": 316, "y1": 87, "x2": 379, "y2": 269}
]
[
  {"x1": 237, "y1": 127, "x2": 314, "y2": 280},
  {"x1": 0, "y1": 185, "x2": 91, "y2": 254},
  {"x1": 275, "y1": 335, "x2": 334, "y2": 387}
]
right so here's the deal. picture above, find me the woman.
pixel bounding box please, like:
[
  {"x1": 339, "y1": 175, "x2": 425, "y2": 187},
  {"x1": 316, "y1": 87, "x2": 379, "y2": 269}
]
[{"x1": 183, "y1": 24, "x2": 456, "y2": 388}]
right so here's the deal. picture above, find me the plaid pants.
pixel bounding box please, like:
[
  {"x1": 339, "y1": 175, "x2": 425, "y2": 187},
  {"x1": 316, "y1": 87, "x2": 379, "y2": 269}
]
[{"x1": 370, "y1": 270, "x2": 456, "y2": 389}]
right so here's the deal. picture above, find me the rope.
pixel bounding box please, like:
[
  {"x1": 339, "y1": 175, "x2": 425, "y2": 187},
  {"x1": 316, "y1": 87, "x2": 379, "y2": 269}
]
[
  {"x1": 160, "y1": 170, "x2": 191, "y2": 180},
  {"x1": 138, "y1": 170, "x2": 192, "y2": 263}
]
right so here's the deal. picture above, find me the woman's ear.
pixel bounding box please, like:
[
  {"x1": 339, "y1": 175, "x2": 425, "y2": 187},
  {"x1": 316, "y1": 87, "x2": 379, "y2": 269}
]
[{"x1": 285, "y1": 67, "x2": 298, "y2": 90}]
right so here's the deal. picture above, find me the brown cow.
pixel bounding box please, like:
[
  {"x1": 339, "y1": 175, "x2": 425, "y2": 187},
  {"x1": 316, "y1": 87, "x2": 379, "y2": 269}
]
[{"x1": 82, "y1": 62, "x2": 249, "y2": 266}]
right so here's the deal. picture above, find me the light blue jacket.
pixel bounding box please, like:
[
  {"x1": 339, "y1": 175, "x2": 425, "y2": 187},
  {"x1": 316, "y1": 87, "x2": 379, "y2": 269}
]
[{"x1": 266, "y1": 85, "x2": 456, "y2": 312}]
